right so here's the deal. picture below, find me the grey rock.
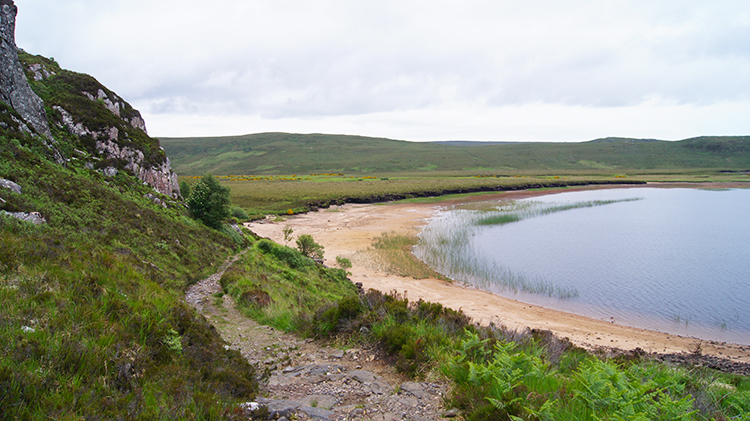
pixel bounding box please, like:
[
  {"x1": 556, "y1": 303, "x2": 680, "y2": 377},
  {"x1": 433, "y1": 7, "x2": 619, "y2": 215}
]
[
  {"x1": 1, "y1": 210, "x2": 45, "y2": 225},
  {"x1": 255, "y1": 397, "x2": 334, "y2": 420},
  {"x1": 349, "y1": 370, "x2": 377, "y2": 384},
  {"x1": 0, "y1": 2, "x2": 52, "y2": 138},
  {"x1": 93, "y1": 138, "x2": 180, "y2": 198},
  {"x1": 144, "y1": 193, "x2": 167, "y2": 208},
  {"x1": 102, "y1": 166, "x2": 118, "y2": 177},
  {"x1": 0, "y1": 178, "x2": 21, "y2": 194},
  {"x1": 348, "y1": 407, "x2": 366, "y2": 418},
  {"x1": 53, "y1": 105, "x2": 92, "y2": 137},
  {"x1": 270, "y1": 364, "x2": 346, "y2": 386},
  {"x1": 387, "y1": 394, "x2": 419, "y2": 408},
  {"x1": 443, "y1": 408, "x2": 460, "y2": 418},
  {"x1": 349, "y1": 370, "x2": 392, "y2": 395},
  {"x1": 302, "y1": 394, "x2": 339, "y2": 410},
  {"x1": 28, "y1": 63, "x2": 54, "y2": 81},
  {"x1": 299, "y1": 405, "x2": 335, "y2": 420},
  {"x1": 329, "y1": 350, "x2": 345, "y2": 359},
  {"x1": 399, "y1": 382, "x2": 427, "y2": 399}
]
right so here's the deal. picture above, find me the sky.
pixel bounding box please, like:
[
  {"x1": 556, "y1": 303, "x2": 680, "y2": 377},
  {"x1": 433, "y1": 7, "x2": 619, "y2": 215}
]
[{"x1": 13, "y1": 0, "x2": 750, "y2": 142}]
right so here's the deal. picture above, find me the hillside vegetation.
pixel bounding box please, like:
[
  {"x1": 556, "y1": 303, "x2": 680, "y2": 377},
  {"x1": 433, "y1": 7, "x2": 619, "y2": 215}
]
[
  {"x1": 0, "y1": 52, "x2": 265, "y2": 418},
  {"x1": 160, "y1": 133, "x2": 750, "y2": 176}
]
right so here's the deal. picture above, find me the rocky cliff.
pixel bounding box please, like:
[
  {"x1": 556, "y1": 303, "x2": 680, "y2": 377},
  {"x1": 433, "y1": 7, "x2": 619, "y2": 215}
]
[
  {"x1": 0, "y1": 0, "x2": 50, "y2": 138},
  {"x1": 0, "y1": 0, "x2": 180, "y2": 199}
]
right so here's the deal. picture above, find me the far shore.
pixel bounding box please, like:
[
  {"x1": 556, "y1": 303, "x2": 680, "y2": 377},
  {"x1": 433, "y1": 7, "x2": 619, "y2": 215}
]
[{"x1": 246, "y1": 182, "x2": 750, "y2": 364}]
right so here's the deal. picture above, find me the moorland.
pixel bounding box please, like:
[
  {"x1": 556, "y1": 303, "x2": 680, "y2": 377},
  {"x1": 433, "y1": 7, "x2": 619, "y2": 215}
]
[{"x1": 161, "y1": 133, "x2": 750, "y2": 218}]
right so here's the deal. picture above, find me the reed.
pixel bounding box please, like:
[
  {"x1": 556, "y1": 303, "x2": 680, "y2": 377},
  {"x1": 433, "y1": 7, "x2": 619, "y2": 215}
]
[{"x1": 415, "y1": 198, "x2": 640, "y2": 299}]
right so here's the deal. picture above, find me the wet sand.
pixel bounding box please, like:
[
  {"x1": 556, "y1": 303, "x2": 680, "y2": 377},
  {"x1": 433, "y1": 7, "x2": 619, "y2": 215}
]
[{"x1": 247, "y1": 183, "x2": 750, "y2": 364}]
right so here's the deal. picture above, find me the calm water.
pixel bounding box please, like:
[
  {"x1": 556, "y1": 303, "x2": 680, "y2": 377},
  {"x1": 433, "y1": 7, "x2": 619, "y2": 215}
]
[{"x1": 417, "y1": 188, "x2": 750, "y2": 344}]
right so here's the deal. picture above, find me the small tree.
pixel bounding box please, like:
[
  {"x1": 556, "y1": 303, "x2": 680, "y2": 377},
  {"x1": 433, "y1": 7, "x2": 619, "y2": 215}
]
[
  {"x1": 282, "y1": 225, "x2": 294, "y2": 244},
  {"x1": 335, "y1": 256, "x2": 352, "y2": 270},
  {"x1": 296, "y1": 234, "x2": 324, "y2": 260},
  {"x1": 186, "y1": 174, "x2": 230, "y2": 229}
]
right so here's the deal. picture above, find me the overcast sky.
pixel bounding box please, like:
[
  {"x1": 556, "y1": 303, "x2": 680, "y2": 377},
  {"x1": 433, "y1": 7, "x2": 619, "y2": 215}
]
[{"x1": 13, "y1": 0, "x2": 750, "y2": 141}]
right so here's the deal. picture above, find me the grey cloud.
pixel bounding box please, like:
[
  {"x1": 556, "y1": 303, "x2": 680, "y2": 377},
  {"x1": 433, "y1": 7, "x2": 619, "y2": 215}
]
[{"x1": 12, "y1": 0, "x2": 750, "y2": 140}]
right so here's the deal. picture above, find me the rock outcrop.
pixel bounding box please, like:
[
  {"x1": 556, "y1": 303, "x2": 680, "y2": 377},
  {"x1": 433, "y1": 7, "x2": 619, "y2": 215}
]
[
  {"x1": 0, "y1": 0, "x2": 181, "y2": 199},
  {"x1": 94, "y1": 138, "x2": 180, "y2": 197},
  {"x1": 0, "y1": 177, "x2": 21, "y2": 194},
  {"x1": 0, "y1": 0, "x2": 51, "y2": 138}
]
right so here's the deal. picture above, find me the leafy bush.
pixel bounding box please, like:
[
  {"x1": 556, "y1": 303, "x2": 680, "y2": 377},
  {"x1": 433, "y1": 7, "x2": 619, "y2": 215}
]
[
  {"x1": 187, "y1": 174, "x2": 231, "y2": 229},
  {"x1": 256, "y1": 239, "x2": 314, "y2": 269},
  {"x1": 335, "y1": 256, "x2": 352, "y2": 269},
  {"x1": 296, "y1": 234, "x2": 324, "y2": 260},
  {"x1": 230, "y1": 206, "x2": 249, "y2": 220}
]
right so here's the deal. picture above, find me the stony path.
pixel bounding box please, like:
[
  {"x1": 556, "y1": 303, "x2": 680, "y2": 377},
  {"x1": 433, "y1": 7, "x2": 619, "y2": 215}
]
[{"x1": 185, "y1": 251, "x2": 457, "y2": 421}]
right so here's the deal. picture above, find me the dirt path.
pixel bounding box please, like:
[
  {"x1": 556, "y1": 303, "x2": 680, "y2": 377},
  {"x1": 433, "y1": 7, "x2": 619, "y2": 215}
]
[
  {"x1": 185, "y1": 252, "x2": 453, "y2": 421},
  {"x1": 247, "y1": 184, "x2": 750, "y2": 366}
]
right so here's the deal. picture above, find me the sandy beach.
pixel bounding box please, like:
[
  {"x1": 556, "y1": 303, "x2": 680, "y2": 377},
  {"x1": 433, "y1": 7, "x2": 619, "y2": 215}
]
[{"x1": 247, "y1": 183, "x2": 750, "y2": 364}]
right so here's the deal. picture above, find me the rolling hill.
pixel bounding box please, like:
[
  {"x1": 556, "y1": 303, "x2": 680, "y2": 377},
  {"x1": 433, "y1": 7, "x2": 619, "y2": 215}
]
[{"x1": 159, "y1": 133, "x2": 750, "y2": 176}]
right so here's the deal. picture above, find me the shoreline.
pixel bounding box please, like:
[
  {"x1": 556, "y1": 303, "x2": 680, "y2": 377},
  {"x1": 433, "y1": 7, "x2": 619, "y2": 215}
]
[{"x1": 246, "y1": 182, "x2": 750, "y2": 366}]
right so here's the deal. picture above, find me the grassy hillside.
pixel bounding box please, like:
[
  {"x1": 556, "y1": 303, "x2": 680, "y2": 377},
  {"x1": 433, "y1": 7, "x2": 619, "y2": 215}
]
[
  {"x1": 0, "y1": 132, "x2": 263, "y2": 419},
  {"x1": 0, "y1": 50, "x2": 272, "y2": 418},
  {"x1": 160, "y1": 133, "x2": 750, "y2": 176}
]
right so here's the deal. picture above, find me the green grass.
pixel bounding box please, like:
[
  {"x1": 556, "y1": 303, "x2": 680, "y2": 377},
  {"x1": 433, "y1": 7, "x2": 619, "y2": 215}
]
[{"x1": 218, "y1": 239, "x2": 359, "y2": 333}]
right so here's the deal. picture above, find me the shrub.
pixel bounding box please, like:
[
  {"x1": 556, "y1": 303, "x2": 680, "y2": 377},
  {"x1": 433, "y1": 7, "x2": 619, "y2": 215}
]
[
  {"x1": 255, "y1": 239, "x2": 314, "y2": 269},
  {"x1": 186, "y1": 174, "x2": 231, "y2": 229},
  {"x1": 296, "y1": 234, "x2": 324, "y2": 260},
  {"x1": 230, "y1": 206, "x2": 248, "y2": 220},
  {"x1": 335, "y1": 256, "x2": 352, "y2": 270}
]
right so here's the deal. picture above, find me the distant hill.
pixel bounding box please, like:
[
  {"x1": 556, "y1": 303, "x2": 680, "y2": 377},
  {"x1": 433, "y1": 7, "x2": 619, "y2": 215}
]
[{"x1": 159, "y1": 133, "x2": 750, "y2": 175}]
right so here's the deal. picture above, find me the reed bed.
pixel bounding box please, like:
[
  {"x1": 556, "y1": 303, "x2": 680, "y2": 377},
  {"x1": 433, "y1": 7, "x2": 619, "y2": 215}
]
[{"x1": 414, "y1": 198, "x2": 640, "y2": 299}]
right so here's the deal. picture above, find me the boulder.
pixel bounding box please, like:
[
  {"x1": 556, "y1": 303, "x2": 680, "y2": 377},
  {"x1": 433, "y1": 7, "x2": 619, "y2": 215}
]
[{"x1": 0, "y1": 177, "x2": 21, "y2": 194}]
